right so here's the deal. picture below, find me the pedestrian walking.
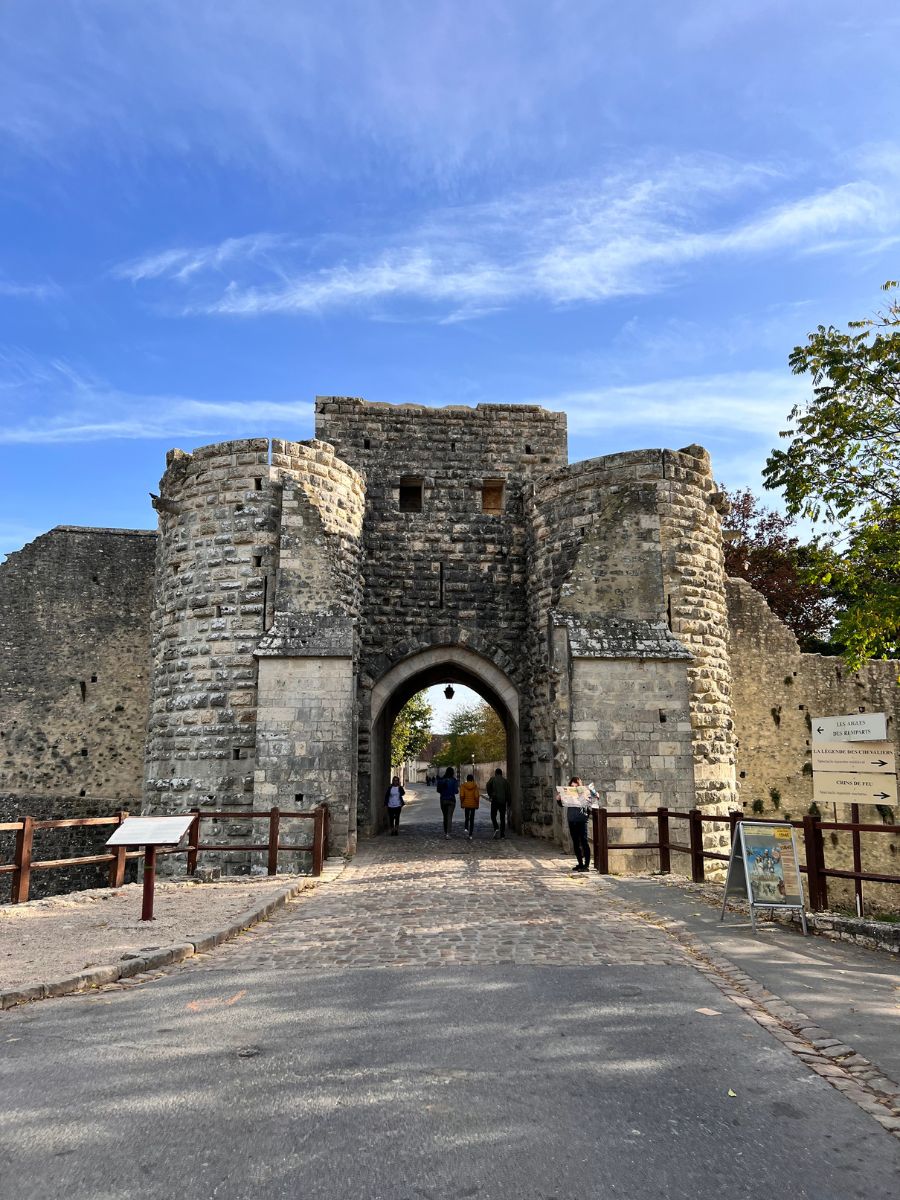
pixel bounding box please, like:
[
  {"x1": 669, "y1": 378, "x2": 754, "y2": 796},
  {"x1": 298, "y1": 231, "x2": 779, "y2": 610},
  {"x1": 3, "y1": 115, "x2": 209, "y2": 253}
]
[
  {"x1": 384, "y1": 774, "x2": 405, "y2": 835},
  {"x1": 436, "y1": 767, "x2": 459, "y2": 838},
  {"x1": 486, "y1": 767, "x2": 511, "y2": 838},
  {"x1": 460, "y1": 773, "x2": 480, "y2": 840},
  {"x1": 558, "y1": 775, "x2": 595, "y2": 871}
]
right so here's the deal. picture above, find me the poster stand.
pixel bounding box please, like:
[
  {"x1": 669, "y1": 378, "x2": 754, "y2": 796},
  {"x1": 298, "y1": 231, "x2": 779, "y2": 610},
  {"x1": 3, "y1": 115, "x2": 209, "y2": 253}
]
[{"x1": 720, "y1": 820, "x2": 808, "y2": 936}]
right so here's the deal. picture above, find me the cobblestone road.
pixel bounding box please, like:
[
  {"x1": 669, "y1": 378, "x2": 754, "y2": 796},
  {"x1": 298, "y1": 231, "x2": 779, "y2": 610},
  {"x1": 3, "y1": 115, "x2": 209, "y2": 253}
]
[{"x1": 205, "y1": 786, "x2": 684, "y2": 972}]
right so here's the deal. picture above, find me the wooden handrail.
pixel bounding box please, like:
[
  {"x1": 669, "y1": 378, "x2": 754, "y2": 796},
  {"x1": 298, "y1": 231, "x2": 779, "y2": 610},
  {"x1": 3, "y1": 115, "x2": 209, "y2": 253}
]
[{"x1": 1, "y1": 803, "x2": 330, "y2": 903}]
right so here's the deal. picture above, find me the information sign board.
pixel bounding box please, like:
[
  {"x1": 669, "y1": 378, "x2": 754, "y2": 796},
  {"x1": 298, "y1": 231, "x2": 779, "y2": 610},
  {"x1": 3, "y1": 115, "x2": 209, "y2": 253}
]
[
  {"x1": 106, "y1": 815, "x2": 195, "y2": 846},
  {"x1": 812, "y1": 772, "x2": 897, "y2": 805},
  {"x1": 811, "y1": 713, "x2": 887, "y2": 743},
  {"x1": 721, "y1": 821, "x2": 808, "y2": 935},
  {"x1": 811, "y1": 741, "x2": 896, "y2": 774}
]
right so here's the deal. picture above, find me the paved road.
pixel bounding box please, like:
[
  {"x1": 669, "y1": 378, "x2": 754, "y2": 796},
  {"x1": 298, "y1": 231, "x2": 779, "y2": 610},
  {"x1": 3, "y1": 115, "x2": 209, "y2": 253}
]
[
  {"x1": 614, "y1": 876, "x2": 900, "y2": 1081},
  {"x1": 1, "y1": 785, "x2": 897, "y2": 1199}
]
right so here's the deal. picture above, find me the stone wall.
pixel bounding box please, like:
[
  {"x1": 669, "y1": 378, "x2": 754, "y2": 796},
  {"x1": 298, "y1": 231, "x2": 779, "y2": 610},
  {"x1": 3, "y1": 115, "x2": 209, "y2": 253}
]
[
  {"x1": 315, "y1": 397, "x2": 568, "y2": 832},
  {"x1": 144, "y1": 439, "x2": 278, "y2": 816},
  {"x1": 254, "y1": 440, "x2": 365, "y2": 851},
  {"x1": 0, "y1": 526, "x2": 155, "y2": 802},
  {"x1": 527, "y1": 448, "x2": 733, "y2": 847},
  {"x1": 728, "y1": 577, "x2": 900, "y2": 911},
  {"x1": 144, "y1": 436, "x2": 365, "y2": 861}
]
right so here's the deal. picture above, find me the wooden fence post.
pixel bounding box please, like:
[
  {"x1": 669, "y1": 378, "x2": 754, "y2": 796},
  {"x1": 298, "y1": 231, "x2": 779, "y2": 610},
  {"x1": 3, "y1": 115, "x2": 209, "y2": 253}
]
[
  {"x1": 688, "y1": 809, "x2": 704, "y2": 883},
  {"x1": 187, "y1": 809, "x2": 201, "y2": 875},
  {"x1": 312, "y1": 806, "x2": 325, "y2": 877},
  {"x1": 595, "y1": 807, "x2": 609, "y2": 874},
  {"x1": 802, "y1": 814, "x2": 825, "y2": 911},
  {"x1": 11, "y1": 815, "x2": 34, "y2": 904},
  {"x1": 728, "y1": 810, "x2": 741, "y2": 844},
  {"x1": 267, "y1": 807, "x2": 281, "y2": 877},
  {"x1": 108, "y1": 810, "x2": 128, "y2": 887},
  {"x1": 850, "y1": 802, "x2": 864, "y2": 917},
  {"x1": 657, "y1": 807, "x2": 670, "y2": 874}
]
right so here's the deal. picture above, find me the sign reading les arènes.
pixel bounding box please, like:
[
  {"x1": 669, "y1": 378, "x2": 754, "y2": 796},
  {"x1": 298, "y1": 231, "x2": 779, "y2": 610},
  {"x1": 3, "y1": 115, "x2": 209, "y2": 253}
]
[{"x1": 811, "y1": 713, "x2": 887, "y2": 743}]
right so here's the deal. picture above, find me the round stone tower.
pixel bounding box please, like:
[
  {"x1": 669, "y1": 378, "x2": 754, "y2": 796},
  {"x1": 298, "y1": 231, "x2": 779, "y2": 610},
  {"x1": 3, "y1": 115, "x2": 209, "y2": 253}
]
[{"x1": 144, "y1": 437, "x2": 365, "y2": 862}]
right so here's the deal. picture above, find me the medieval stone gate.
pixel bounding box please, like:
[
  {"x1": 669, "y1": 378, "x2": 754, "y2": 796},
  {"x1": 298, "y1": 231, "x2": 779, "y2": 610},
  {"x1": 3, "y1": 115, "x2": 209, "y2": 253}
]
[{"x1": 139, "y1": 396, "x2": 738, "y2": 863}]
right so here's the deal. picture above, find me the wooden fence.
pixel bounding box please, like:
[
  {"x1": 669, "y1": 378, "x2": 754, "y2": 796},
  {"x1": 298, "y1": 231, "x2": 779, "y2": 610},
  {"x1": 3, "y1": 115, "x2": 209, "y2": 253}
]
[
  {"x1": 591, "y1": 806, "x2": 900, "y2": 913},
  {"x1": 0, "y1": 805, "x2": 328, "y2": 905}
]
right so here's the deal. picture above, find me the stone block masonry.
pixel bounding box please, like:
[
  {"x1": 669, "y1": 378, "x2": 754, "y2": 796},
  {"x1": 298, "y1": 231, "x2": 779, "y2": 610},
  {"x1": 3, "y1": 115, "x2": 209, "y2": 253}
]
[{"x1": 4, "y1": 395, "x2": 895, "y2": 889}]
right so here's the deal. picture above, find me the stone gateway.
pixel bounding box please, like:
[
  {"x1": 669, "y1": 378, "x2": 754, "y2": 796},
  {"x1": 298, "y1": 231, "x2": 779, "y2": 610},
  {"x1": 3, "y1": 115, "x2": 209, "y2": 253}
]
[{"x1": 1, "y1": 398, "x2": 897, "y2": 886}]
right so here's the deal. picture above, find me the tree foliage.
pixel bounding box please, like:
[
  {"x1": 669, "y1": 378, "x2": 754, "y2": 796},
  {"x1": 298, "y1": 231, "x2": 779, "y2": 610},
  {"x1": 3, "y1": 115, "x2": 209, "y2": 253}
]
[
  {"x1": 721, "y1": 487, "x2": 835, "y2": 650},
  {"x1": 432, "y1": 701, "x2": 506, "y2": 768},
  {"x1": 763, "y1": 281, "x2": 900, "y2": 668},
  {"x1": 390, "y1": 692, "x2": 433, "y2": 767}
]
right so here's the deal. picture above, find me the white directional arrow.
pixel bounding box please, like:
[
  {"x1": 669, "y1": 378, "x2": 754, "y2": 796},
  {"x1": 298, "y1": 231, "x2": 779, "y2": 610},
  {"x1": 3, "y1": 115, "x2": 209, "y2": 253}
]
[
  {"x1": 812, "y1": 741, "x2": 896, "y2": 774},
  {"x1": 811, "y1": 713, "x2": 887, "y2": 743},
  {"x1": 812, "y1": 772, "x2": 897, "y2": 805}
]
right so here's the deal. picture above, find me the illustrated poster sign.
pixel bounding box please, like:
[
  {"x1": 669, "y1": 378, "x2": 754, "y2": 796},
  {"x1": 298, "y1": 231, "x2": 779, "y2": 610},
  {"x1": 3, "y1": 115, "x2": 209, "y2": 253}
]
[{"x1": 739, "y1": 822, "x2": 803, "y2": 907}]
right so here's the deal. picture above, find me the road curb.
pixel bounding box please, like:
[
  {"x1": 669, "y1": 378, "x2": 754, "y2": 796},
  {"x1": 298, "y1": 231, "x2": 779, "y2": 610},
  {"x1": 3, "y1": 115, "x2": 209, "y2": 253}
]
[{"x1": 0, "y1": 867, "x2": 342, "y2": 1011}]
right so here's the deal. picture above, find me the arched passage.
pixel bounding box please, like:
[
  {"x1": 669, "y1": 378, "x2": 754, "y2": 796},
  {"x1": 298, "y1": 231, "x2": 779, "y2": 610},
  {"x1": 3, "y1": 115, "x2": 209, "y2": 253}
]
[{"x1": 368, "y1": 646, "x2": 521, "y2": 837}]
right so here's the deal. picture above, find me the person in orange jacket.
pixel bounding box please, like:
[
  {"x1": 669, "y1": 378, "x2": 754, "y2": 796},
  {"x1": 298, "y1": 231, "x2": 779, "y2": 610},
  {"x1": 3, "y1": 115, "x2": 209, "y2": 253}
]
[{"x1": 460, "y1": 773, "x2": 480, "y2": 840}]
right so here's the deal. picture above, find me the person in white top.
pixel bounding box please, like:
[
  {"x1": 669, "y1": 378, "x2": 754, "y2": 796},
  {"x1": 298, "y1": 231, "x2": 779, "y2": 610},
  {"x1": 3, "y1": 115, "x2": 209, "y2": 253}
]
[{"x1": 384, "y1": 775, "x2": 405, "y2": 835}]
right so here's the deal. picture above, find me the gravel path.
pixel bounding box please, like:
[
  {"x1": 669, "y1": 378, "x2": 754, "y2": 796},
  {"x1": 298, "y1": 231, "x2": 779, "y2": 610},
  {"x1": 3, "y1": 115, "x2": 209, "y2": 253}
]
[{"x1": 0, "y1": 876, "x2": 304, "y2": 990}]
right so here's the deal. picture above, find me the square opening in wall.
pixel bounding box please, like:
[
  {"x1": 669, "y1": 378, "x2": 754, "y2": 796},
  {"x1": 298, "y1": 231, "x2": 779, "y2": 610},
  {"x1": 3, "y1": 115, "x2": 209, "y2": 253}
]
[
  {"x1": 482, "y1": 480, "x2": 504, "y2": 514},
  {"x1": 399, "y1": 477, "x2": 424, "y2": 512}
]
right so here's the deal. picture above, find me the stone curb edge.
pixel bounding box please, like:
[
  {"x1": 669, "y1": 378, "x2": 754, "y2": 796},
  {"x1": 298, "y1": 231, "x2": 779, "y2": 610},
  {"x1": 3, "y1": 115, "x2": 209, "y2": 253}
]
[{"x1": 0, "y1": 868, "x2": 340, "y2": 1011}]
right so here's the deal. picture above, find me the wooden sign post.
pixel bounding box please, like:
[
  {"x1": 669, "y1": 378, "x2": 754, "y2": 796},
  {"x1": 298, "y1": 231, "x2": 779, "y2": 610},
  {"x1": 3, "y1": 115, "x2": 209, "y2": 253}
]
[
  {"x1": 106, "y1": 815, "x2": 195, "y2": 921},
  {"x1": 721, "y1": 820, "x2": 808, "y2": 935}
]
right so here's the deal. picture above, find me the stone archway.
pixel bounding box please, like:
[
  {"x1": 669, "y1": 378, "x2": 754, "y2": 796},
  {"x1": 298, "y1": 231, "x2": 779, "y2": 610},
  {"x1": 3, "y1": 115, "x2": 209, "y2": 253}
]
[{"x1": 367, "y1": 645, "x2": 521, "y2": 837}]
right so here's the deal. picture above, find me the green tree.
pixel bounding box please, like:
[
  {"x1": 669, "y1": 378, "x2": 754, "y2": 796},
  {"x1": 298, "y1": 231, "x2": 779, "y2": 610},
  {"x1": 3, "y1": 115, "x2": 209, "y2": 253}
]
[
  {"x1": 390, "y1": 692, "x2": 433, "y2": 767},
  {"x1": 763, "y1": 281, "x2": 900, "y2": 667},
  {"x1": 721, "y1": 487, "x2": 835, "y2": 650},
  {"x1": 433, "y1": 701, "x2": 506, "y2": 767}
]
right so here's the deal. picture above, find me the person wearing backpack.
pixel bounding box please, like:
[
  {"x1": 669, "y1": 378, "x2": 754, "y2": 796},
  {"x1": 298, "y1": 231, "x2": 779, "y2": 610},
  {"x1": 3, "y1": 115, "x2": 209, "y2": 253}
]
[
  {"x1": 460, "y1": 773, "x2": 481, "y2": 840},
  {"x1": 436, "y1": 767, "x2": 459, "y2": 838}
]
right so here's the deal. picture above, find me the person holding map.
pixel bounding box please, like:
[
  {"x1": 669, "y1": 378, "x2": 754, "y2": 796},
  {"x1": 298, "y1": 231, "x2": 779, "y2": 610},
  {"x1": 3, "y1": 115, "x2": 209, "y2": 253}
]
[{"x1": 557, "y1": 775, "x2": 597, "y2": 872}]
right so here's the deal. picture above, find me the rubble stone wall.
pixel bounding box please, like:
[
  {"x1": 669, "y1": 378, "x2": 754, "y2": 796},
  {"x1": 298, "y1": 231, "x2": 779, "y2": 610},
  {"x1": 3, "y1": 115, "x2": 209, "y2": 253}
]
[
  {"x1": 0, "y1": 527, "x2": 155, "y2": 802},
  {"x1": 728, "y1": 577, "x2": 900, "y2": 910}
]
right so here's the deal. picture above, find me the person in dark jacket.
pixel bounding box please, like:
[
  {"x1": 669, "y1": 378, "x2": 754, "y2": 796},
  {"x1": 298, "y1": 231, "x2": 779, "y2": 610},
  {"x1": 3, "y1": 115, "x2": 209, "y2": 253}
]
[
  {"x1": 436, "y1": 767, "x2": 459, "y2": 838},
  {"x1": 558, "y1": 775, "x2": 594, "y2": 871},
  {"x1": 486, "y1": 767, "x2": 511, "y2": 839},
  {"x1": 384, "y1": 775, "x2": 405, "y2": 835}
]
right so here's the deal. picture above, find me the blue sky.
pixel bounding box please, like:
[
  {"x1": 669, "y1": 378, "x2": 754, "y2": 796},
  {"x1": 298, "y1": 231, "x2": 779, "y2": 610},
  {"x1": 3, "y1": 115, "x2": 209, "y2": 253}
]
[{"x1": 2, "y1": 1, "x2": 900, "y2": 562}]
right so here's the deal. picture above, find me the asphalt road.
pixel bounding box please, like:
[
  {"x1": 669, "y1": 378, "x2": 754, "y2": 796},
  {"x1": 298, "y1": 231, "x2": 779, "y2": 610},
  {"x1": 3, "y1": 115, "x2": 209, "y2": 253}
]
[
  {"x1": 613, "y1": 877, "x2": 900, "y2": 1082},
  {"x1": 1, "y1": 948, "x2": 897, "y2": 1198}
]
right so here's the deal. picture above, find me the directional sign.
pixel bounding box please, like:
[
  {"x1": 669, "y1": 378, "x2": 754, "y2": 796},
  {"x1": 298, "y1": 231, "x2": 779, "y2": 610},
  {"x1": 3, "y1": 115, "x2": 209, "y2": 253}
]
[
  {"x1": 812, "y1": 772, "x2": 898, "y2": 805},
  {"x1": 811, "y1": 712, "x2": 887, "y2": 743},
  {"x1": 812, "y1": 740, "x2": 896, "y2": 774}
]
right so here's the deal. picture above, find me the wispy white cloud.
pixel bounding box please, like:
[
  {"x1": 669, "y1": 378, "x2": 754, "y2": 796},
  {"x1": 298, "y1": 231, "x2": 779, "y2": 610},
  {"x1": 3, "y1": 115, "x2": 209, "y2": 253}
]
[
  {"x1": 113, "y1": 234, "x2": 294, "y2": 284},
  {"x1": 0, "y1": 277, "x2": 60, "y2": 300},
  {"x1": 548, "y1": 368, "x2": 809, "y2": 495},
  {"x1": 0, "y1": 348, "x2": 314, "y2": 444},
  {"x1": 115, "y1": 161, "x2": 895, "y2": 321},
  {"x1": 547, "y1": 370, "x2": 806, "y2": 437}
]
